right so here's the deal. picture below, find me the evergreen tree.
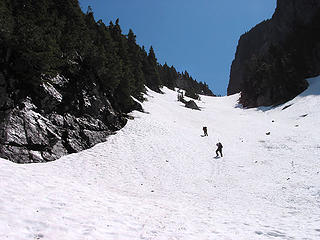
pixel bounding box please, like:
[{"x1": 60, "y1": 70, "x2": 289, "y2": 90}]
[
  {"x1": 0, "y1": 0, "x2": 215, "y2": 115},
  {"x1": 0, "y1": 0, "x2": 14, "y2": 79},
  {"x1": 127, "y1": 29, "x2": 145, "y2": 100},
  {"x1": 114, "y1": 36, "x2": 135, "y2": 112},
  {"x1": 143, "y1": 46, "x2": 161, "y2": 92}
]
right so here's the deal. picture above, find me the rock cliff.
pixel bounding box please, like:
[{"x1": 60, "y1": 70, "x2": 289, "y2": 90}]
[
  {"x1": 228, "y1": 0, "x2": 320, "y2": 107},
  {"x1": 0, "y1": 0, "x2": 212, "y2": 163},
  {"x1": 0, "y1": 73, "x2": 131, "y2": 163}
]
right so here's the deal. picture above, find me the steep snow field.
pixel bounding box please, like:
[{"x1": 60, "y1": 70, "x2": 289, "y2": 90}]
[{"x1": 1, "y1": 77, "x2": 320, "y2": 240}]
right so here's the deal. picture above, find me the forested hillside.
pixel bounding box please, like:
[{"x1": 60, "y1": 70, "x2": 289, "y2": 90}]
[
  {"x1": 0, "y1": 0, "x2": 214, "y2": 163},
  {"x1": 0, "y1": 0, "x2": 213, "y2": 114}
]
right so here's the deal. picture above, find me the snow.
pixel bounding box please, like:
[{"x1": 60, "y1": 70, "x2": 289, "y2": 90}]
[{"x1": 1, "y1": 77, "x2": 320, "y2": 239}]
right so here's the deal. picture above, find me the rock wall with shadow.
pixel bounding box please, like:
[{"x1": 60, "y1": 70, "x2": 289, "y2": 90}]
[
  {"x1": 228, "y1": 0, "x2": 320, "y2": 107},
  {"x1": 0, "y1": 73, "x2": 135, "y2": 163}
]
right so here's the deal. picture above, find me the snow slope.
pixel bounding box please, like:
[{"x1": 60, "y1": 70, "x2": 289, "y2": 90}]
[{"x1": 1, "y1": 77, "x2": 320, "y2": 240}]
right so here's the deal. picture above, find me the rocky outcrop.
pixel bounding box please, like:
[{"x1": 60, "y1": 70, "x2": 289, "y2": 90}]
[
  {"x1": 0, "y1": 99, "x2": 67, "y2": 163},
  {"x1": 0, "y1": 74, "x2": 134, "y2": 163},
  {"x1": 228, "y1": 0, "x2": 320, "y2": 107},
  {"x1": 185, "y1": 100, "x2": 200, "y2": 110}
]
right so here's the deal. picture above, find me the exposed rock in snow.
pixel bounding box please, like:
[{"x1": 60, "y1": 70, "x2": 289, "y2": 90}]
[{"x1": 185, "y1": 100, "x2": 200, "y2": 110}]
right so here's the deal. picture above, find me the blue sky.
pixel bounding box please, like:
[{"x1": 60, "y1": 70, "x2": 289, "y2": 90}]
[{"x1": 79, "y1": 0, "x2": 276, "y2": 95}]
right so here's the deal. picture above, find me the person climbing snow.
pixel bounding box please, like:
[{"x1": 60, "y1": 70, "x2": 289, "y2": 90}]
[
  {"x1": 203, "y1": 126, "x2": 208, "y2": 136},
  {"x1": 216, "y1": 142, "x2": 223, "y2": 157}
]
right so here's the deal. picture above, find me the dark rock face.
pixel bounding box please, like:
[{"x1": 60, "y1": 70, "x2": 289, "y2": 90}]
[
  {"x1": 228, "y1": 0, "x2": 320, "y2": 107},
  {"x1": 0, "y1": 74, "x2": 133, "y2": 163},
  {"x1": 185, "y1": 100, "x2": 200, "y2": 110},
  {"x1": 228, "y1": 20, "x2": 272, "y2": 95},
  {"x1": 0, "y1": 73, "x2": 15, "y2": 111}
]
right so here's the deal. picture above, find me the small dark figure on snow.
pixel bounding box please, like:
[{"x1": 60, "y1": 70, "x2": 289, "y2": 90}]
[
  {"x1": 216, "y1": 142, "x2": 223, "y2": 157},
  {"x1": 203, "y1": 126, "x2": 208, "y2": 136}
]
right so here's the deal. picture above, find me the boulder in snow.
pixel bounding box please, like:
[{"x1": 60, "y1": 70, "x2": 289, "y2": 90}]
[{"x1": 185, "y1": 100, "x2": 200, "y2": 110}]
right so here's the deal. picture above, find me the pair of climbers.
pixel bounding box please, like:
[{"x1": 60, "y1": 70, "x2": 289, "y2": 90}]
[{"x1": 202, "y1": 126, "x2": 223, "y2": 157}]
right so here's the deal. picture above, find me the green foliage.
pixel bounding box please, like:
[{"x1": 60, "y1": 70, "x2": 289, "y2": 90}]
[
  {"x1": 142, "y1": 46, "x2": 161, "y2": 92},
  {"x1": 127, "y1": 29, "x2": 145, "y2": 100},
  {"x1": 0, "y1": 0, "x2": 14, "y2": 41},
  {"x1": 158, "y1": 63, "x2": 176, "y2": 90},
  {"x1": 239, "y1": 10, "x2": 320, "y2": 107},
  {"x1": 0, "y1": 0, "x2": 214, "y2": 113},
  {"x1": 240, "y1": 45, "x2": 307, "y2": 107}
]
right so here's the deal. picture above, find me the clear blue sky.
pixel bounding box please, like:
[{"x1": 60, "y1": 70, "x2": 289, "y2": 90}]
[{"x1": 79, "y1": 0, "x2": 276, "y2": 95}]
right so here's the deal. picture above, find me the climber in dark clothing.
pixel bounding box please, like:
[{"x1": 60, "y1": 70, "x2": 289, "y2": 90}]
[
  {"x1": 216, "y1": 142, "x2": 223, "y2": 157},
  {"x1": 203, "y1": 126, "x2": 208, "y2": 136}
]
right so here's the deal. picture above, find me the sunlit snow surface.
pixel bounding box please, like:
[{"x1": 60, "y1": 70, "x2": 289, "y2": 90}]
[{"x1": 1, "y1": 77, "x2": 320, "y2": 240}]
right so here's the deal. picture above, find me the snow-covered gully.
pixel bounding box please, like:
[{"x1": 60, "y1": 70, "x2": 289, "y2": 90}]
[{"x1": 1, "y1": 78, "x2": 320, "y2": 240}]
